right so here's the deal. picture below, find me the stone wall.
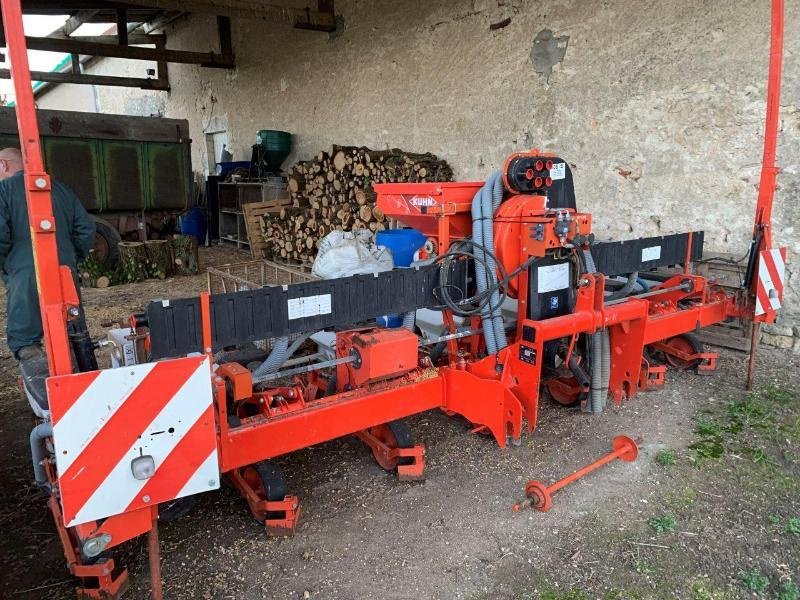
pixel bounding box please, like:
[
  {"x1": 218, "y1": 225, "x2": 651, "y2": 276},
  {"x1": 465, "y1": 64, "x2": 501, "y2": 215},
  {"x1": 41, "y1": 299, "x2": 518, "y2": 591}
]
[{"x1": 37, "y1": 0, "x2": 800, "y2": 349}]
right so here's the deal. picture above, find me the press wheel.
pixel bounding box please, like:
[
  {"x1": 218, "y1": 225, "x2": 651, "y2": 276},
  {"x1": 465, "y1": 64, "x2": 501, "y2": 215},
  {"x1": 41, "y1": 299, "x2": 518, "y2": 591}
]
[
  {"x1": 241, "y1": 460, "x2": 288, "y2": 522},
  {"x1": 662, "y1": 333, "x2": 704, "y2": 370},
  {"x1": 367, "y1": 420, "x2": 414, "y2": 470}
]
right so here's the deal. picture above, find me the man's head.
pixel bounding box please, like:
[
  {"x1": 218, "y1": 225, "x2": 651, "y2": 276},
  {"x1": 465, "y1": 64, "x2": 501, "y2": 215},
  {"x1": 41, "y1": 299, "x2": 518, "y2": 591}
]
[{"x1": 0, "y1": 147, "x2": 23, "y2": 180}]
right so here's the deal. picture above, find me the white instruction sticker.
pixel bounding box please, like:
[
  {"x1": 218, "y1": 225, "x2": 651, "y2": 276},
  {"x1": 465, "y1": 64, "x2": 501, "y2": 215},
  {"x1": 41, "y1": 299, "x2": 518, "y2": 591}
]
[
  {"x1": 287, "y1": 294, "x2": 332, "y2": 320},
  {"x1": 537, "y1": 262, "x2": 570, "y2": 293},
  {"x1": 550, "y1": 162, "x2": 566, "y2": 180},
  {"x1": 641, "y1": 246, "x2": 662, "y2": 262}
]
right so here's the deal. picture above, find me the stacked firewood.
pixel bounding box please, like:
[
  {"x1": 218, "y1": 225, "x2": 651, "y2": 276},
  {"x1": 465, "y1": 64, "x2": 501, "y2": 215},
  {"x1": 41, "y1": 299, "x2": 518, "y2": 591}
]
[{"x1": 261, "y1": 146, "x2": 453, "y2": 263}]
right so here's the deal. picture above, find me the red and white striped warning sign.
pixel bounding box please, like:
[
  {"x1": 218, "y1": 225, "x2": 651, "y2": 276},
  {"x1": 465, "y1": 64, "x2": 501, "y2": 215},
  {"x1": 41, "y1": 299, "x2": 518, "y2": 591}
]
[
  {"x1": 755, "y1": 248, "x2": 787, "y2": 317},
  {"x1": 47, "y1": 356, "x2": 218, "y2": 527}
]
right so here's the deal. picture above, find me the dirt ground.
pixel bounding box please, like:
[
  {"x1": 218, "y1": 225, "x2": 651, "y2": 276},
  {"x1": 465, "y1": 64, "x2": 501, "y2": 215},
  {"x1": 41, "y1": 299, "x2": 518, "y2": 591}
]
[{"x1": 0, "y1": 245, "x2": 797, "y2": 600}]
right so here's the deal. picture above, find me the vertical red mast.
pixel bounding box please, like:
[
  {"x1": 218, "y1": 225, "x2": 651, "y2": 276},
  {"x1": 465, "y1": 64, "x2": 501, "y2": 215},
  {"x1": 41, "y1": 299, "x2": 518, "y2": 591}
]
[
  {"x1": 752, "y1": 0, "x2": 783, "y2": 250},
  {"x1": 746, "y1": 0, "x2": 784, "y2": 389},
  {"x1": 1, "y1": 0, "x2": 73, "y2": 375}
]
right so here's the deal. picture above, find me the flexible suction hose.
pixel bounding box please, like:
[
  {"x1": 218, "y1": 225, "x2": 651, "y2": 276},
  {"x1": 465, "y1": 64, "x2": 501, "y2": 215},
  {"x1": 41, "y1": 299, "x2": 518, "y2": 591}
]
[
  {"x1": 582, "y1": 249, "x2": 610, "y2": 413},
  {"x1": 489, "y1": 173, "x2": 507, "y2": 350},
  {"x1": 252, "y1": 336, "x2": 290, "y2": 378},
  {"x1": 471, "y1": 171, "x2": 507, "y2": 354},
  {"x1": 30, "y1": 422, "x2": 52, "y2": 487},
  {"x1": 471, "y1": 175, "x2": 498, "y2": 354},
  {"x1": 402, "y1": 311, "x2": 416, "y2": 332}
]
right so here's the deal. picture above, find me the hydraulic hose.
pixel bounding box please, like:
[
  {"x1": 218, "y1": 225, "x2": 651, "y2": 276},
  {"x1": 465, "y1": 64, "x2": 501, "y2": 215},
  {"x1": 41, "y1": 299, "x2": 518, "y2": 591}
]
[
  {"x1": 567, "y1": 355, "x2": 591, "y2": 391},
  {"x1": 605, "y1": 272, "x2": 639, "y2": 302},
  {"x1": 30, "y1": 422, "x2": 53, "y2": 488}
]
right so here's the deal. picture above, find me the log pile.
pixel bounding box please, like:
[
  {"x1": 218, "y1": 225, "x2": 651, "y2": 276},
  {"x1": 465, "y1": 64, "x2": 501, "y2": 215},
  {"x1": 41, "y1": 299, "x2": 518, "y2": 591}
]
[{"x1": 261, "y1": 146, "x2": 453, "y2": 263}]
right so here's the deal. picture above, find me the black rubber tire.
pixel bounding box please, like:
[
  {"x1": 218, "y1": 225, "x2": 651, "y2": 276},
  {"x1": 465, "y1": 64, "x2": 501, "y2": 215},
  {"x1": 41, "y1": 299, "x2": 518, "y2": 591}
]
[
  {"x1": 370, "y1": 420, "x2": 415, "y2": 469},
  {"x1": 662, "y1": 333, "x2": 704, "y2": 371},
  {"x1": 92, "y1": 216, "x2": 122, "y2": 270},
  {"x1": 158, "y1": 495, "x2": 196, "y2": 522},
  {"x1": 251, "y1": 460, "x2": 288, "y2": 502}
]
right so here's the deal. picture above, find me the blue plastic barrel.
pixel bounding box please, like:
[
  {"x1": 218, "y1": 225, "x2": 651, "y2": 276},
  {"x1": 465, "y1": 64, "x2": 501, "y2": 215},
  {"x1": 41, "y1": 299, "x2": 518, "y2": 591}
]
[
  {"x1": 377, "y1": 228, "x2": 427, "y2": 267},
  {"x1": 179, "y1": 206, "x2": 207, "y2": 245}
]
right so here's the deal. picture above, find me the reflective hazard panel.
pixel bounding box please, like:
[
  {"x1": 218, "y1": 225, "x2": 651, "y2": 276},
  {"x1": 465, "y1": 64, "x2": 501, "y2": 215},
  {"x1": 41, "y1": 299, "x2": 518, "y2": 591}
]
[
  {"x1": 47, "y1": 356, "x2": 219, "y2": 527},
  {"x1": 754, "y1": 248, "x2": 786, "y2": 317}
]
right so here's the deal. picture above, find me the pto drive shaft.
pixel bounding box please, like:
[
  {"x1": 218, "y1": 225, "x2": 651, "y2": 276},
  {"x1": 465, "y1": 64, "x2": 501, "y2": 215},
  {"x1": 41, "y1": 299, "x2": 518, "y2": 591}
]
[{"x1": 512, "y1": 435, "x2": 639, "y2": 512}]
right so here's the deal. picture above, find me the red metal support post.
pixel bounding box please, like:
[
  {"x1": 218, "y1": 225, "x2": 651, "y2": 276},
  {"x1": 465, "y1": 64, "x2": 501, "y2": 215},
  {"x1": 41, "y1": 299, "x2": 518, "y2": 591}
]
[
  {"x1": 747, "y1": 0, "x2": 784, "y2": 390},
  {"x1": 0, "y1": 0, "x2": 73, "y2": 376}
]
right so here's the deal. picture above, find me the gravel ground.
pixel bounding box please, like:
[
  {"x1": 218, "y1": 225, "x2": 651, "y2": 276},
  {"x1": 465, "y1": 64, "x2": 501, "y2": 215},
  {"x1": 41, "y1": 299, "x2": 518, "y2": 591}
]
[{"x1": 0, "y1": 245, "x2": 797, "y2": 599}]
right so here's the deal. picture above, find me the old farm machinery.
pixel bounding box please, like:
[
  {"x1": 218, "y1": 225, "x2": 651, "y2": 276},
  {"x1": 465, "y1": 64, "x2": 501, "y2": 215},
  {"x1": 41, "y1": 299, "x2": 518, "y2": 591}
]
[{"x1": 3, "y1": 0, "x2": 787, "y2": 597}]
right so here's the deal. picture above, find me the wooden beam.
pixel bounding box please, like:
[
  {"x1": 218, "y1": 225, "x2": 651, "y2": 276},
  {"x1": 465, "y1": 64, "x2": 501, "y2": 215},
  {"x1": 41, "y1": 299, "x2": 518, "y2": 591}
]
[
  {"x1": 22, "y1": 35, "x2": 235, "y2": 68},
  {"x1": 217, "y1": 16, "x2": 232, "y2": 57},
  {"x1": 62, "y1": 9, "x2": 101, "y2": 36},
  {"x1": 141, "y1": 10, "x2": 184, "y2": 34},
  {"x1": 121, "y1": 0, "x2": 337, "y2": 30},
  {"x1": 116, "y1": 8, "x2": 129, "y2": 45},
  {"x1": 0, "y1": 68, "x2": 171, "y2": 91},
  {"x1": 18, "y1": 2, "x2": 141, "y2": 14},
  {"x1": 48, "y1": 33, "x2": 164, "y2": 45}
]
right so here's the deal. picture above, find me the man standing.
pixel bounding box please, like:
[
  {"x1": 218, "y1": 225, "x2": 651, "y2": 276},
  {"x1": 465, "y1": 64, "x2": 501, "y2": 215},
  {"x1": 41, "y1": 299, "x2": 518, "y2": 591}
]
[{"x1": 0, "y1": 147, "x2": 95, "y2": 360}]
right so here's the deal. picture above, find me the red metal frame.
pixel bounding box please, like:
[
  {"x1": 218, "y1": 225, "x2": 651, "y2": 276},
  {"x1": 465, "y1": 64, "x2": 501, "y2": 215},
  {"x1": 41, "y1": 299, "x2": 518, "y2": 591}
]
[{"x1": 1, "y1": 0, "x2": 785, "y2": 596}]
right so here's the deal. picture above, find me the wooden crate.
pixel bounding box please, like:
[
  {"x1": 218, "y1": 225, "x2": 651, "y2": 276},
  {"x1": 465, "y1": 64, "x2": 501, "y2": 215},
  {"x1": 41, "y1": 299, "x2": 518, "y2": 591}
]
[
  {"x1": 695, "y1": 253, "x2": 752, "y2": 352},
  {"x1": 243, "y1": 199, "x2": 291, "y2": 258},
  {"x1": 207, "y1": 258, "x2": 316, "y2": 294}
]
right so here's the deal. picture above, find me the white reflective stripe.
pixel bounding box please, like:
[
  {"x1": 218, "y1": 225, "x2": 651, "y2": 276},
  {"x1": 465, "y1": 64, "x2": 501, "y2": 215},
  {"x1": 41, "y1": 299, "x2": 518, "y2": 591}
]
[
  {"x1": 53, "y1": 362, "x2": 157, "y2": 474},
  {"x1": 174, "y1": 449, "x2": 219, "y2": 500},
  {"x1": 67, "y1": 360, "x2": 215, "y2": 526},
  {"x1": 755, "y1": 296, "x2": 765, "y2": 316},
  {"x1": 770, "y1": 248, "x2": 785, "y2": 287},
  {"x1": 757, "y1": 257, "x2": 781, "y2": 310}
]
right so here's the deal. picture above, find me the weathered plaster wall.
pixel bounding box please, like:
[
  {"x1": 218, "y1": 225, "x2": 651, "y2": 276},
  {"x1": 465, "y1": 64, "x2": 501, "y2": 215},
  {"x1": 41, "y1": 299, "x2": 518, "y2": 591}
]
[{"x1": 51, "y1": 0, "x2": 800, "y2": 344}]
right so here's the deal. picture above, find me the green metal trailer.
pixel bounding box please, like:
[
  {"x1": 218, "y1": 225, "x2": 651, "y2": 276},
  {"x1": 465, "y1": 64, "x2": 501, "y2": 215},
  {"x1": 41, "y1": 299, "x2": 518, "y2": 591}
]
[{"x1": 0, "y1": 107, "x2": 192, "y2": 267}]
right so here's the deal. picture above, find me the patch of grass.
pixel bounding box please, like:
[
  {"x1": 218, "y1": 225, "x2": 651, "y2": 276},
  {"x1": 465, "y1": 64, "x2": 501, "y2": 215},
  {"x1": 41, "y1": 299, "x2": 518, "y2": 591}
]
[
  {"x1": 665, "y1": 487, "x2": 697, "y2": 511},
  {"x1": 728, "y1": 393, "x2": 772, "y2": 429},
  {"x1": 786, "y1": 517, "x2": 800, "y2": 536},
  {"x1": 691, "y1": 581, "x2": 728, "y2": 600},
  {"x1": 760, "y1": 383, "x2": 794, "y2": 405},
  {"x1": 540, "y1": 588, "x2": 589, "y2": 600},
  {"x1": 741, "y1": 445, "x2": 769, "y2": 464},
  {"x1": 738, "y1": 567, "x2": 769, "y2": 593},
  {"x1": 648, "y1": 514, "x2": 677, "y2": 534},
  {"x1": 655, "y1": 448, "x2": 676, "y2": 466},
  {"x1": 690, "y1": 384, "x2": 796, "y2": 465},
  {"x1": 776, "y1": 581, "x2": 800, "y2": 600}
]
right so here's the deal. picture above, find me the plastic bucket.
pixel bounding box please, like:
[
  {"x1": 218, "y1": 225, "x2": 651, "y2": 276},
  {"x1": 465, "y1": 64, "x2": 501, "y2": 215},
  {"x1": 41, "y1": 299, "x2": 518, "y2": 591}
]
[
  {"x1": 377, "y1": 228, "x2": 427, "y2": 267},
  {"x1": 179, "y1": 206, "x2": 207, "y2": 245}
]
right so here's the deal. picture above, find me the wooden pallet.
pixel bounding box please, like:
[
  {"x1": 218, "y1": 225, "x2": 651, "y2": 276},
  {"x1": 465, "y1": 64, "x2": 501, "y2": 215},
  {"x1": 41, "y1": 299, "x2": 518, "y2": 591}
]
[
  {"x1": 695, "y1": 253, "x2": 752, "y2": 352},
  {"x1": 242, "y1": 199, "x2": 291, "y2": 258}
]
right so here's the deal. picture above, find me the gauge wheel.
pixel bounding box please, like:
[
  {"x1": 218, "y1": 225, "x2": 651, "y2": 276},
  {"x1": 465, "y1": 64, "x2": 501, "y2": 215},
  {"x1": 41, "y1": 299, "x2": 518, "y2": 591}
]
[
  {"x1": 662, "y1": 333, "x2": 704, "y2": 370},
  {"x1": 241, "y1": 461, "x2": 288, "y2": 523},
  {"x1": 367, "y1": 420, "x2": 415, "y2": 470}
]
